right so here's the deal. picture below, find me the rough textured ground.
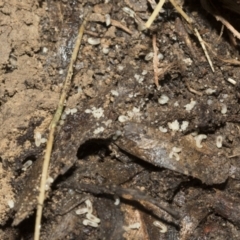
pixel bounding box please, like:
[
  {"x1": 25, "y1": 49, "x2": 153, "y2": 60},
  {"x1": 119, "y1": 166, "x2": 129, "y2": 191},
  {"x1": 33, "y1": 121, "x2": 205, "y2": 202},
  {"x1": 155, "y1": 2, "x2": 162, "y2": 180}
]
[{"x1": 1, "y1": 0, "x2": 240, "y2": 239}]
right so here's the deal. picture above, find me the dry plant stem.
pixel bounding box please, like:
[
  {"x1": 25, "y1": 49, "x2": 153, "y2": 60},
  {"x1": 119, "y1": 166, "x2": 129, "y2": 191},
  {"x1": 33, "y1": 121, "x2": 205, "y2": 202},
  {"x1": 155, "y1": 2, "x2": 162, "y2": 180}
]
[
  {"x1": 194, "y1": 28, "x2": 215, "y2": 72},
  {"x1": 33, "y1": 14, "x2": 89, "y2": 240},
  {"x1": 145, "y1": 0, "x2": 165, "y2": 28},
  {"x1": 217, "y1": 24, "x2": 224, "y2": 42},
  {"x1": 186, "y1": 82, "x2": 202, "y2": 96},
  {"x1": 169, "y1": 0, "x2": 192, "y2": 24},
  {"x1": 152, "y1": 34, "x2": 159, "y2": 88},
  {"x1": 215, "y1": 14, "x2": 240, "y2": 40}
]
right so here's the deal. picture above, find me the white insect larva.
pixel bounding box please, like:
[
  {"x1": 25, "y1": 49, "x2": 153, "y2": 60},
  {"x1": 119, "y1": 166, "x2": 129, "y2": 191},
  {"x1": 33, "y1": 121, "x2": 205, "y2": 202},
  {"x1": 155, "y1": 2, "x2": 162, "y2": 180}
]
[
  {"x1": 216, "y1": 136, "x2": 223, "y2": 148},
  {"x1": 83, "y1": 219, "x2": 99, "y2": 228},
  {"x1": 194, "y1": 134, "x2": 207, "y2": 148},
  {"x1": 86, "y1": 213, "x2": 101, "y2": 223},
  {"x1": 22, "y1": 160, "x2": 33, "y2": 171},
  {"x1": 75, "y1": 208, "x2": 88, "y2": 215},
  {"x1": 122, "y1": 223, "x2": 141, "y2": 231},
  {"x1": 87, "y1": 37, "x2": 101, "y2": 45},
  {"x1": 105, "y1": 14, "x2": 111, "y2": 26},
  {"x1": 153, "y1": 221, "x2": 167, "y2": 233},
  {"x1": 85, "y1": 199, "x2": 93, "y2": 214},
  {"x1": 114, "y1": 197, "x2": 120, "y2": 205},
  {"x1": 221, "y1": 104, "x2": 227, "y2": 114},
  {"x1": 118, "y1": 115, "x2": 129, "y2": 123},
  {"x1": 145, "y1": 52, "x2": 154, "y2": 61}
]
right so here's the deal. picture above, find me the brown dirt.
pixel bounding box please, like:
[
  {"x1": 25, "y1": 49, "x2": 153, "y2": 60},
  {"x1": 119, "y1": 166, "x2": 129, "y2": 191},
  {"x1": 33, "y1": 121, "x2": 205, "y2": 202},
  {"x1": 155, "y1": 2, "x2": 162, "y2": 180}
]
[{"x1": 1, "y1": 0, "x2": 240, "y2": 239}]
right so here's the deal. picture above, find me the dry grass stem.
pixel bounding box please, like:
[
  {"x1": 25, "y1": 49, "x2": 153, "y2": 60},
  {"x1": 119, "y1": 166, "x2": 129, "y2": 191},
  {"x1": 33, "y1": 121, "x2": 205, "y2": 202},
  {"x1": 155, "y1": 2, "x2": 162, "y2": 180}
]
[
  {"x1": 152, "y1": 34, "x2": 159, "y2": 88},
  {"x1": 194, "y1": 28, "x2": 215, "y2": 72},
  {"x1": 215, "y1": 14, "x2": 240, "y2": 40},
  {"x1": 186, "y1": 82, "x2": 203, "y2": 96},
  {"x1": 169, "y1": 0, "x2": 192, "y2": 24},
  {"x1": 33, "y1": 11, "x2": 90, "y2": 240},
  {"x1": 145, "y1": 0, "x2": 165, "y2": 28}
]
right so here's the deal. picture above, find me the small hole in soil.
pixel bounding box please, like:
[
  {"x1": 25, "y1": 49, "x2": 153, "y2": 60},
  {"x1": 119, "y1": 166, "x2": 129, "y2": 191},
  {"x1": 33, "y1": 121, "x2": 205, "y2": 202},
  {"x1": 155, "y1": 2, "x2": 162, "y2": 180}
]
[{"x1": 76, "y1": 139, "x2": 110, "y2": 160}]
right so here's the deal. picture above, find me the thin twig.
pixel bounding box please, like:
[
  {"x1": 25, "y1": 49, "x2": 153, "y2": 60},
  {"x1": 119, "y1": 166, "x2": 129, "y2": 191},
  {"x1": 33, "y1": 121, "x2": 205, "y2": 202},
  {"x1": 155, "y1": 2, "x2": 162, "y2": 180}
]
[
  {"x1": 169, "y1": 0, "x2": 192, "y2": 24},
  {"x1": 33, "y1": 11, "x2": 90, "y2": 240},
  {"x1": 152, "y1": 34, "x2": 159, "y2": 88},
  {"x1": 215, "y1": 14, "x2": 240, "y2": 40},
  {"x1": 145, "y1": 0, "x2": 165, "y2": 28},
  {"x1": 194, "y1": 27, "x2": 215, "y2": 72}
]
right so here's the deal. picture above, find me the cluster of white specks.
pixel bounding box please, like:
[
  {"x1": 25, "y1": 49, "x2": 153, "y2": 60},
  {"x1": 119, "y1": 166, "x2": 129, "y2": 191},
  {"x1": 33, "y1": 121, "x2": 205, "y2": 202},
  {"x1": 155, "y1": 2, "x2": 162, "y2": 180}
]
[
  {"x1": 153, "y1": 221, "x2": 167, "y2": 233},
  {"x1": 159, "y1": 126, "x2": 168, "y2": 133},
  {"x1": 110, "y1": 90, "x2": 119, "y2": 97},
  {"x1": 142, "y1": 70, "x2": 148, "y2": 75},
  {"x1": 34, "y1": 132, "x2": 47, "y2": 147},
  {"x1": 65, "y1": 108, "x2": 77, "y2": 115},
  {"x1": 221, "y1": 104, "x2": 227, "y2": 114},
  {"x1": 123, "y1": 223, "x2": 141, "y2": 232},
  {"x1": 118, "y1": 107, "x2": 142, "y2": 123},
  {"x1": 102, "y1": 119, "x2": 112, "y2": 127},
  {"x1": 7, "y1": 200, "x2": 14, "y2": 209},
  {"x1": 167, "y1": 120, "x2": 189, "y2": 132},
  {"x1": 87, "y1": 37, "x2": 101, "y2": 45},
  {"x1": 169, "y1": 147, "x2": 182, "y2": 161},
  {"x1": 205, "y1": 88, "x2": 216, "y2": 95},
  {"x1": 180, "y1": 121, "x2": 189, "y2": 131},
  {"x1": 45, "y1": 176, "x2": 54, "y2": 191},
  {"x1": 194, "y1": 134, "x2": 207, "y2": 148},
  {"x1": 216, "y1": 136, "x2": 223, "y2": 148},
  {"x1": 145, "y1": 52, "x2": 154, "y2": 61},
  {"x1": 158, "y1": 95, "x2": 169, "y2": 105},
  {"x1": 168, "y1": 120, "x2": 180, "y2": 131},
  {"x1": 174, "y1": 101, "x2": 179, "y2": 107},
  {"x1": 93, "y1": 126, "x2": 105, "y2": 135},
  {"x1": 22, "y1": 160, "x2": 33, "y2": 171},
  {"x1": 127, "y1": 107, "x2": 141, "y2": 119},
  {"x1": 128, "y1": 92, "x2": 141, "y2": 98},
  {"x1": 117, "y1": 65, "x2": 124, "y2": 71},
  {"x1": 183, "y1": 58, "x2": 193, "y2": 66},
  {"x1": 184, "y1": 99, "x2": 196, "y2": 112},
  {"x1": 85, "y1": 107, "x2": 104, "y2": 119},
  {"x1": 76, "y1": 199, "x2": 101, "y2": 228},
  {"x1": 134, "y1": 74, "x2": 144, "y2": 84}
]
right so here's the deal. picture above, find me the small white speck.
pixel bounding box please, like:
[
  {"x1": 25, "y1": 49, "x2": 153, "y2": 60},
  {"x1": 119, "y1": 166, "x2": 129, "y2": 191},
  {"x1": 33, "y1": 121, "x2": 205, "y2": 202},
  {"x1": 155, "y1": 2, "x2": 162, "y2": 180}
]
[
  {"x1": 8, "y1": 200, "x2": 14, "y2": 209},
  {"x1": 42, "y1": 47, "x2": 48, "y2": 53},
  {"x1": 94, "y1": 127, "x2": 105, "y2": 135},
  {"x1": 111, "y1": 90, "x2": 119, "y2": 96},
  {"x1": 118, "y1": 115, "x2": 129, "y2": 123}
]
